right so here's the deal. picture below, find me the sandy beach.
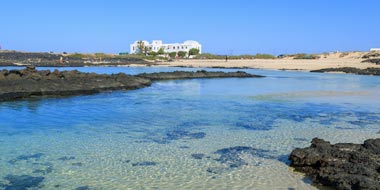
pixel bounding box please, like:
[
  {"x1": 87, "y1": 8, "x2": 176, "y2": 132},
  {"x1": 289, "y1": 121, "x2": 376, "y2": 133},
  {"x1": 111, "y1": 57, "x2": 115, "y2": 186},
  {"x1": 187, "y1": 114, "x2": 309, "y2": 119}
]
[{"x1": 155, "y1": 52, "x2": 380, "y2": 71}]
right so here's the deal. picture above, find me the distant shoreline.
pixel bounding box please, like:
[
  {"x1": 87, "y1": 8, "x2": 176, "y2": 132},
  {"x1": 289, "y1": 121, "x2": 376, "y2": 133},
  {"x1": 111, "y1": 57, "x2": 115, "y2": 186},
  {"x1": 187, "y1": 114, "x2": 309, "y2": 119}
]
[{"x1": 1, "y1": 50, "x2": 380, "y2": 74}]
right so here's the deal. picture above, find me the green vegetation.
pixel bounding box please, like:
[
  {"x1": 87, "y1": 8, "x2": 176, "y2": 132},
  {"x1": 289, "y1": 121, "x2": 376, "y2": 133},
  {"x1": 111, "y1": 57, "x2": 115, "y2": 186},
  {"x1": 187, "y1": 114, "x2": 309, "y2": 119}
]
[
  {"x1": 137, "y1": 40, "x2": 145, "y2": 55},
  {"x1": 293, "y1": 53, "x2": 320, "y2": 59},
  {"x1": 169, "y1": 52, "x2": 177, "y2": 58},
  {"x1": 189, "y1": 48, "x2": 200, "y2": 56},
  {"x1": 254, "y1": 53, "x2": 276, "y2": 59},
  {"x1": 157, "y1": 48, "x2": 165, "y2": 55},
  {"x1": 67, "y1": 51, "x2": 278, "y2": 62},
  {"x1": 149, "y1": 51, "x2": 158, "y2": 56},
  {"x1": 194, "y1": 53, "x2": 276, "y2": 60},
  {"x1": 229, "y1": 55, "x2": 255, "y2": 59},
  {"x1": 195, "y1": 53, "x2": 225, "y2": 59},
  {"x1": 68, "y1": 53, "x2": 89, "y2": 59},
  {"x1": 178, "y1": 51, "x2": 187, "y2": 58}
]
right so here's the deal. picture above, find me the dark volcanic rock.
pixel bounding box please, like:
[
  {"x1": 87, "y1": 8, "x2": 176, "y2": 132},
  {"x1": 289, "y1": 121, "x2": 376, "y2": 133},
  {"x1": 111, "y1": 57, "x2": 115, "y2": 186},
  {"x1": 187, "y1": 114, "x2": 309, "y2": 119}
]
[
  {"x1": 0, "y1": 67, "x2": 152, "y2": 101},
  {"x1": 206, "y1": 146, "x2": 273, "y2": 174},
  {"x1": 1, "y1": 175, "x2": 44, "y2": 190},
  {"x1": 191, "y1": 153, "x2": 205, "y2": 160},
  {"x1": 362, "y1": 58, "x2": 380, "y2": 65},
  {"x1": 8, "y1": 153, "x2": 44, "y2": 164},
  {"x1": 0, "y1": 51, "x2": 149, "y2": 67},
  {"x1": 32, "y1": 165, "x2": 53, "y2": 175},
  {"x1": 57, "y1": 156, "x2": 76, "y2": 161},
  {"x1": 75, "y1": 186, "x2": 92, "y2": 190},
  {"x1": 214, "y1": 146, "x2": 273, "y2": 168},
  {"x1": 131, "y1": 161, "x2": 157, "y2": 166},
  {"x1": 165, "y1": 130, "x2": 206, "y2": 140},
  {"x1": 310, "y1": 67, "x2": 380, "y2": 76},
  {"x1": 0, "y1": 68, "x2": 264, "y2": 102},
  {"x1": 289, "y1": 138, "x2": 380, "y2": 190},
  {"x1": 136, "y1": 70, "x2": 264, "y2": 80}
]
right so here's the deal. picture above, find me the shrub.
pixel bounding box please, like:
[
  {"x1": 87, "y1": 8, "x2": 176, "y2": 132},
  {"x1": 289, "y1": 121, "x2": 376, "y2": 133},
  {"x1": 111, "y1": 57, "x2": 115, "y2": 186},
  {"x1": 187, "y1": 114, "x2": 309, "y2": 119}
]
[
  {"x1": 68, "y1": 53, "x2": 89, "y2": 59},
  {"x1": 339, "y1": 52, "x2": 349, "y2": 58},
  {"x1": 254, "y1": 53, "x2": 276, "y2": 59},
  {"x1": 169, "y1": 52, "x2": 177, "y2": 58},
  {"x1": 178, "y1": 51, "x2": 187, "y2": 58},
  {"x1": 157, "y1": 48, "x2": 165, "y2": 55},
  {"x1": 293, "y1": 53, "x2": 320, "y2": 59},
  {"x1": 149, "y1": 51, "x2": 158, "y2": 56},
  {"x1": 189, "y1": 48, "x2": 200, "y2": 55}
]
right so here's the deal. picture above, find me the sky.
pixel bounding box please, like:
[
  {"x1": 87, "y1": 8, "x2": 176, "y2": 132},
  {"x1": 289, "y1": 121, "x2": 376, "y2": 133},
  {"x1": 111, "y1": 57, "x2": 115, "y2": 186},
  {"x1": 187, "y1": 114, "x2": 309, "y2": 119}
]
[{"x1": 1, "y1": 0, "x2": 380, "y2": 55}]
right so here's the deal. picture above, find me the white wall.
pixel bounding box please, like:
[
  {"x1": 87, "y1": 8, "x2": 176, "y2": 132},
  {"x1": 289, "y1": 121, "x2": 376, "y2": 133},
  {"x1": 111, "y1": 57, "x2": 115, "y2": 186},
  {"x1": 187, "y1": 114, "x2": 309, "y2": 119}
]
[{"x1": 130, "y1": 40, "x2": 202, "y2": 54}]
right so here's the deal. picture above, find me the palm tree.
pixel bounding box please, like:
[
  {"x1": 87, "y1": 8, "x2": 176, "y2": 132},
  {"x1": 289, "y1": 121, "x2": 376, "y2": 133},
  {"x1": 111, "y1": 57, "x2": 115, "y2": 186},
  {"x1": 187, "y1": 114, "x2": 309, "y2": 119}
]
[{"x1": 137, "y1": 40, "x2": 145, "y2": 55}]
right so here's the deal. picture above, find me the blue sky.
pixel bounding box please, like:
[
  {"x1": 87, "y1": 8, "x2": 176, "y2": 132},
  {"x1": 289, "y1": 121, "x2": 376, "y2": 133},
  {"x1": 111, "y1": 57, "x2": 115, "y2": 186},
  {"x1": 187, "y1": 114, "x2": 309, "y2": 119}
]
[{"x1": 1, "y1": 0, "x2": 379, "y2": 55}]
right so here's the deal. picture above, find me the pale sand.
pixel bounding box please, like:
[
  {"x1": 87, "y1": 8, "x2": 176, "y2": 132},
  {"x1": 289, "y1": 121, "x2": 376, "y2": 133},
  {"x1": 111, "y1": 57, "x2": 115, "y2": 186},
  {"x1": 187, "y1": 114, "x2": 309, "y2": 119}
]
[{"x1": 153, "y1": 52, "x2": 380, "y2": 71}]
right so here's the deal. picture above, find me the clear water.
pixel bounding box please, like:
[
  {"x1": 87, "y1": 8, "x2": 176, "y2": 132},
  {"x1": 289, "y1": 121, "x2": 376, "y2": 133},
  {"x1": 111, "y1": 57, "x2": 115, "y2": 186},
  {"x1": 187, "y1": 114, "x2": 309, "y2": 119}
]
[{"x1": 0, "y1": 66, "x2": 379, "y2": 190}]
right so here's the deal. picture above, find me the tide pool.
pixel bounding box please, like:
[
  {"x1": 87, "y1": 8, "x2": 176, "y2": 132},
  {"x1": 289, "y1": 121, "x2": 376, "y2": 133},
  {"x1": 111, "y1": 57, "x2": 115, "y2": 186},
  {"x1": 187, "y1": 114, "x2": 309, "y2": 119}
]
[{"x1": 0, "y1": 67, "x2": 379, "y2": 189}]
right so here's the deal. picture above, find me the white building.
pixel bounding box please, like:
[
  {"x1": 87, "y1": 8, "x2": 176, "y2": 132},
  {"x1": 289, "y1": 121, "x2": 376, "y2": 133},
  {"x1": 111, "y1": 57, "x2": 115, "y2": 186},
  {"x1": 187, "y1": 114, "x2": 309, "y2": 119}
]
[
  {"x1": 130, "y1": 40, "x2": 202, "y2": 54},
  {"x1": 370, "y1": 48, "x2": 380, "y2": 52}
]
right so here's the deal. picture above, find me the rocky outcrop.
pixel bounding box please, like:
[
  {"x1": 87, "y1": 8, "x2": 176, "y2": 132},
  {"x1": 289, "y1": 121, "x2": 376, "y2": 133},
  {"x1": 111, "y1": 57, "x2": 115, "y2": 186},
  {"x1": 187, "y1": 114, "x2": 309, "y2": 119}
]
[
  {"x1": 289, "y1": 138, "x2": 380, "y2": 190},
  {"x1": 136, "y1": 70, "x2": 263, "y2": 80},
  {"x1": 0, "y1": 66, "x2": 264, "y2": 101},
  {"x1": 310, "y1": 67, "x2": 380, "y2": 76},
  {"x1": 362, "y1": 52, "x2": 380, "y2": 59},
  {"x1": 0, "y1": 66, "x2": 151, "y2": 101},
  {"x1": 0, "y1": 51, "x2": 149, "y2": 66},
  {"x1": 362, "y1": 58, "x2": 380, "y2": 65}
]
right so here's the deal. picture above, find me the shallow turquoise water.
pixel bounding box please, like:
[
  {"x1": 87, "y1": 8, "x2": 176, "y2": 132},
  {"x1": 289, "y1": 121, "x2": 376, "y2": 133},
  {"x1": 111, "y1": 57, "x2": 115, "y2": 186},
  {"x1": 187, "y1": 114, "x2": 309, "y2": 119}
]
[{"x1": 0, "y1": 67, "x2": 379, "y2": 189}]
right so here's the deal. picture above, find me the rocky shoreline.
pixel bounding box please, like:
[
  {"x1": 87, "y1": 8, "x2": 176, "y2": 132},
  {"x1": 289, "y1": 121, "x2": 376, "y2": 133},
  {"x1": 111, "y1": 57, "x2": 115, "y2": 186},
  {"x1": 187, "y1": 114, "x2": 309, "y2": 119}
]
[
  {"x1": 0, "y1": 51, "x2": 150, "y2": 67},
  {"x1": 310, "y1": 67, "x2": 380, "y2": 76},
  {"x1": 0, "y1": 66, "x2": 263, "y2": 102},
  {"x1": 289, "y1": 138, "x2": 380, "y2": 190}
]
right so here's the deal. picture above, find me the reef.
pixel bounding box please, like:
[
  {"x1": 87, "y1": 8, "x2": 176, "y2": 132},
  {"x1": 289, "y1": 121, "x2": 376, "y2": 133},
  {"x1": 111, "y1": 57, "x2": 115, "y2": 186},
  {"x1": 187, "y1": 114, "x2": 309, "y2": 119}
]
[
  {"x1": 289, "y1": 138, "x2": 380, "y2": 190},
  {"x1": 0, "y1": 175, "x2": 44, "y2": 190},
  {"x1": 0, "y1": 66, "x2": 264, "y2": 102},
  {"x1": 310, "y1": 67, "x2": 380, "y2": 76}
]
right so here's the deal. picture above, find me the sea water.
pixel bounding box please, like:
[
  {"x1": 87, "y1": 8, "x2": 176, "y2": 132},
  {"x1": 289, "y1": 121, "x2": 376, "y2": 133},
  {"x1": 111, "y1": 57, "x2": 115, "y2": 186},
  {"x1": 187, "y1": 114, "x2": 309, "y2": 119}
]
[{"x1": 0, "y1": 67, "x2": 379, "y2": 190}]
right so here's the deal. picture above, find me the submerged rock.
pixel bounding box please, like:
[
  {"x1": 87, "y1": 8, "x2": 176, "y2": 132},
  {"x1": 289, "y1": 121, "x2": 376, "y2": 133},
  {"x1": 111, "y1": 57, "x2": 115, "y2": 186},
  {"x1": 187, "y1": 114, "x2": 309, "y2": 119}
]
[
  {"x1": 131, "y1": 161, "x2": 157, "y2": 167},
  {"x1": 191, "y1": 153, "x2": 205, "y2": 160},
  {"x1": 214, "y1": 146, "x2": 273, "y2": 168},
  {"x1": 207, "y1": 146, "x2": 275, "y2": 174},
  {"x1": 1, "y1": 175, "x2": 44, "y2": 190},
  {"x1": 75, "y1": 186, "x2": 92, "y2": 190},
  {"x1": 165, "y1": 130, "x2": 206, "y2": 140},
  {"x1": 57, "y1": 156, "x2": 75, "y2": 161},
  {"x1": 32, "y1": 165, "x2": 53, "y2": 175},
  {"x1": 289, "y1": 138, "x2": 380, "y2": 190},
  {"x1": 8, "y1": 153, "x2": 44, "y2": 164},
  {"x1": 71, "y1": 162, "x2": 83, "y2": 166}
]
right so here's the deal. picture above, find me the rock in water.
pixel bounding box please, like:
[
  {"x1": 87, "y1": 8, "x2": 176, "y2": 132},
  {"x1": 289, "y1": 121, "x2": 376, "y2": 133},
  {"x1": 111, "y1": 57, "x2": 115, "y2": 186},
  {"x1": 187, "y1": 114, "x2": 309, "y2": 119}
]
[
  {"x1": 0, "y1": 68, "x2": 264, "y2": 102},
  {"x1": 289, "y1": 138, "x2": 380, "y2": 190},
  {"x1": 310, "y1": 67, "x2": 380, "y2": 76},
  {"x1": 1, "y1": 175, "x2": 44, "y2": 190}
]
